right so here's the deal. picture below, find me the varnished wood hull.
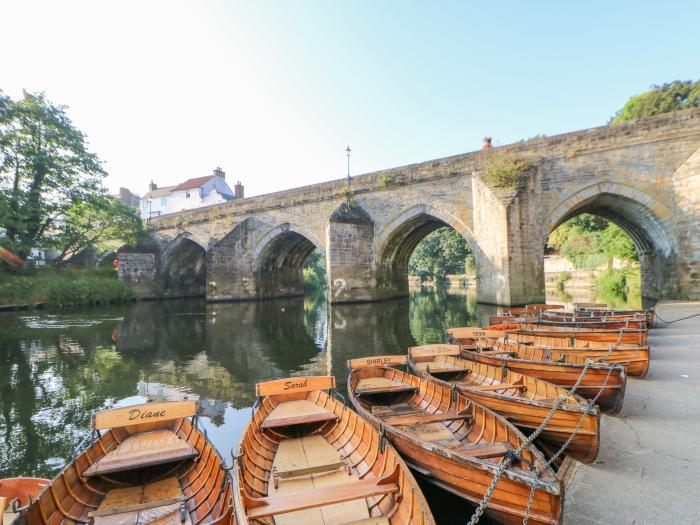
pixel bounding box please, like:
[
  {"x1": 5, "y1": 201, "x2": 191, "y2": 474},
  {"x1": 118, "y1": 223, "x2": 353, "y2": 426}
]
[
  {"x1": 495, "y1": 325, "x2": 647, "y2": 345},
  {"x1": 463, "y1": 351, "x2": 627, "y2": 415},
  {"x1": 233, "y1": 383, "x2": 435, "y2": 525},
  {"x1": 348, "y1": 367, "x2": 563, "y2": 525},
  {"x1": 489, "y1": 316, "x2": 647, "y2": 330},
  {"x1": 510, "y1": 333, "x2": 650, "y2": 376},
  {"x1": 18, "y1": 415, "x2": 234, "y2": 525},
  {"x1": 408, "y1": 357, "x2": 600, "y2": 464}
]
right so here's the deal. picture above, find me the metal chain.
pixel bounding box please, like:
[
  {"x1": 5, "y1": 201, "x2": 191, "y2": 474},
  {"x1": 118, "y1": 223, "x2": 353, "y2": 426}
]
[{"x1": 468, "y1": 331, "x2": 624, "y2": 524}]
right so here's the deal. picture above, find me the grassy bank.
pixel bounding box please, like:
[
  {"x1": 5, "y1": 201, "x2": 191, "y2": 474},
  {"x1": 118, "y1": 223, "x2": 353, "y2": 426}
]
[
  {"x1": 0, "y1": 268, "x2": 133, "y2": 308},
  {"x1": 596, "y1": 267, "x2": 642, "y2": 309}
]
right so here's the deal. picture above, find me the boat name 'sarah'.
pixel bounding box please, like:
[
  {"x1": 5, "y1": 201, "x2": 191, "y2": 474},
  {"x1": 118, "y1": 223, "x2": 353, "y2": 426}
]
[
  {"x1": 284, "y1": 379, "x2": 309, "y2": 390},
  {"x1": 128, "y1": 408, "x2": 167, "y2": 421}
]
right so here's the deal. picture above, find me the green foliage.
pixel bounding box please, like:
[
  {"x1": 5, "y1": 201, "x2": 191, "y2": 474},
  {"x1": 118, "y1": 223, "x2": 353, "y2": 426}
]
[
  {"x1": 408, "y1": 227, "x2": 472, "y2": 283},
  {"x1": 0, "y1": 91, "x2": 107, "y2": 258},
  {"x1": 303, "y1": 249, "x2": 327, "y2": 291},
  {"x1": 378, "y1": 172, "x2": 395, "y2": 186},
  {"x1": 611, "y1": 80, "x2": 700, "y2": 124},
  {"x1": 547, "y1": 214, "x2": 637, "y2": 269},
  {"x1": 556, "y1": 271, "x2": 572, "y2": 292},
  {"x1": 596, "y1": 268, "x2": 642, "y2": 309},
  {"x1": 483, "y1": 152, "x2": 537, "y2": 190},
  {"x1": 0, "y1": 268, "x2": 133, "y2": 306},
  {"x1": 47, "y1": 195, "x2": 144, "y2": 265}
]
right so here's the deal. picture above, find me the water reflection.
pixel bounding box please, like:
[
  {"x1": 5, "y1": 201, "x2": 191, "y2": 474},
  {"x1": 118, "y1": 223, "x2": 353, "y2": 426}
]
[{"x1": 0, "y1": 287, "x2": 483, "y2": 479}]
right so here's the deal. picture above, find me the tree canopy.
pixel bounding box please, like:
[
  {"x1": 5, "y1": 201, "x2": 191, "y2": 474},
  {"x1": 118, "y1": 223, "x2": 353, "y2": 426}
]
[
  {"x1": 408, "y1": 227, "x2": 473, "y2": 283},
  {"x1": 547, "y1": 214, "x2": 637, "y2": 269},
  {"x1": 611, "y1": 80, "x2": 700, "y2": 124},
  {"x1": 0, "y1": 90, "x2": 141, "y2": 262}
]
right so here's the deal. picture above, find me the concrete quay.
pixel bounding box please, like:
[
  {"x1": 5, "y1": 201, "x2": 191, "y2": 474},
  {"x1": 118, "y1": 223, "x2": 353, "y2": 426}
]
[{"x1": 564, "y1": 301, "x2": 700, "y2": 524}]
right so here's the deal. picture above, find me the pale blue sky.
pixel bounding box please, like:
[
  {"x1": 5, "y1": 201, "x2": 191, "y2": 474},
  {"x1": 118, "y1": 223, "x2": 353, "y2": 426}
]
[{"x1": 2, "y1": 1, "x2": 698, "y2": 196}]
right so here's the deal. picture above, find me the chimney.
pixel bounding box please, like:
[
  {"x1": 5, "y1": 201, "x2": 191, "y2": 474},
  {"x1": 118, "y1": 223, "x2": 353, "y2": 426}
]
[
  {"x1": 235, "y1": 181, "x2": 244, "y2": 199},
  {"x1": 213, "y1": 167, "x2": 225, "y2": 179},
  {"x1": 149, "y1": 180, "x2": 157, "y2": 191}
]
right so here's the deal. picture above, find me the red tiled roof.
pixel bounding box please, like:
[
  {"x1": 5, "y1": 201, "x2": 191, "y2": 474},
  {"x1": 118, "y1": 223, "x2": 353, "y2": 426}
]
[{"x1": 174, "y1": 176, "x2": 215, "y2": 191}]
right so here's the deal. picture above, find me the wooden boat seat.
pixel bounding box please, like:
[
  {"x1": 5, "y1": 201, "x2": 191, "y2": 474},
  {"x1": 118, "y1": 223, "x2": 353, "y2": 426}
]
[
  {"x1": 371, "y1": 403, "x2": 419, "y2": 418},
  {"x1": 342, "y1": 519, "x2": 390, "y2": 525},
  {"x1": 83, "y1": 429, "x2": 197, "y2": 476},
  {"x1": 261, "y1": 400, "x2": 339, "y2": 430},
  {"x1": 383, "y1": 411, "x2": 473, "y2": 426},
  {"x1": 453, "y1": 441, "x2": 513, "y2": 459},
  {"x1": 263, "y1": 435, "x2": 383, "y2": 525},
  {"x1": 467, "y1": 382, "x2": 527, "y2": 392},
  {"x1": 91, "y1": 477, "x2": 191, "y2": 525},
  {"x1": 413, "y1": 361, "x2": 467, "y2": 375},
  {"x1": 354, "y1": 377, "x2": 417, "y2": 396}
]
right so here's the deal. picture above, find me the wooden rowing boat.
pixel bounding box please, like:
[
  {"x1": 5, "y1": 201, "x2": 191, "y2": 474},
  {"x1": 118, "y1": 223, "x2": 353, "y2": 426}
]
[
  {"x1": 460, "y1": 343, "x2": 627, "y2": 414},
  {"x1": 232, "y1": 375, "x2": 435, "y2": 525},
  {"x1": 0, "y1": 478, "x2": 49, "y2": 525},
  {"x1": 447, "y1": 328, "x2": 650, "y2": 378},
  {"x1": 488, "y1": 316, "x2": 647, "y2": 330},
  {"x1": 15, "y1": 401, "x2": 234, "y2": 525},
  {"x1": 509, "y1": 333, "x2": 650, "y2": 378},
  {"x1": 492, "y1": 323, "x2": 648, "y2": 345},
  {"x1": 347, "y1": 357, "x2": 563, "y2": 525},
  {"x1": 407, "y1": 345, "x2": 600, "y2": 464}
]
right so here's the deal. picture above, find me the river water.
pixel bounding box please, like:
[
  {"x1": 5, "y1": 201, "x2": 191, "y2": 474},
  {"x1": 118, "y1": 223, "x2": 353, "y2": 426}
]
[{"x1": 0, "y1": 286, "x2": 639, "y2": 522}]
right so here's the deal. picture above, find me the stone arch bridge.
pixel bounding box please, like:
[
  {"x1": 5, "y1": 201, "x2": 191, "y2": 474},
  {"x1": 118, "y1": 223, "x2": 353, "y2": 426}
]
[{"x1": 119, "y1": 108, "x2": 700, "y2": 305}]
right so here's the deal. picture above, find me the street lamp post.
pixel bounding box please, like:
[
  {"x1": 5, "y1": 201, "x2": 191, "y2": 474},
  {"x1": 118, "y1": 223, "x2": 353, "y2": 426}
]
[{"x1": 345, "y1": 145, "x2": 351, "y2": 180}]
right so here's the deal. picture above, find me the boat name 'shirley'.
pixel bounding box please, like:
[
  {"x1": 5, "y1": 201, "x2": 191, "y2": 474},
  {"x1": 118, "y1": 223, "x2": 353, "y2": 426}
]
[
  {"x1": 128, "y1": 408, "x2": 167, "y2": 421},
  {"x1": 365, "y1": 357, "x2": 395, "y2": 365},
  {"x1": 284, "y1": 379, "x2": 309, "y2": 390}
]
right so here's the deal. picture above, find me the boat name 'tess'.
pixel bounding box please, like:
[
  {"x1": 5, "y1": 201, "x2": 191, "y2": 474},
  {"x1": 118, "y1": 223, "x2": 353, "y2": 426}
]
[
  {"x1": 284, "y1": 379, "x2": 308, "y2": 390},
  {"x1": 128, "y1": 408, "x2": 167, "y2": 421}
]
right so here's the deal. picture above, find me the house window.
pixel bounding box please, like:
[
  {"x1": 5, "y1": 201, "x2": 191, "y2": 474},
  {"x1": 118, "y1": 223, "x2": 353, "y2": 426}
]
[
  {"x1": 185, "y1": 189, "x2": 190, "y2": 198},
  {"x1": 160, "y1": 197, "x2": 167, "y2": 206}
]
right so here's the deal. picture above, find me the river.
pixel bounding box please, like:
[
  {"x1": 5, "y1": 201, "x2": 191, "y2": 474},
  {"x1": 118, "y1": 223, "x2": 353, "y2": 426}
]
[{"x1": 0, "y1": 286, "x2": 640, "y2": 522}]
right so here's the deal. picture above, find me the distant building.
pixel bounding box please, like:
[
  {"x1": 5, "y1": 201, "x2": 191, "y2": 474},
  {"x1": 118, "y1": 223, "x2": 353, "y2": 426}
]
[
  {"x1": 140, "y1": 167, "x2": 244, "y2": 219},
  {"x1": 116, "y1": 187, "x2": 141, "y2": 209}
]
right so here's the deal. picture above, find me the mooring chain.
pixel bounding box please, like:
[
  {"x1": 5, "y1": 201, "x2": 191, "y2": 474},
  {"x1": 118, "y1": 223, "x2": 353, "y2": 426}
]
[{"x1": 469, "y1": 313, "x2": 630, "y2": 525}]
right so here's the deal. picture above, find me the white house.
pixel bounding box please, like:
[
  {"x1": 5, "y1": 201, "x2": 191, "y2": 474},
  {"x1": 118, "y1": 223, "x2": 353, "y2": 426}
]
[{"x1": 140, "y1": 167, "x2": 243, "y2": 219}]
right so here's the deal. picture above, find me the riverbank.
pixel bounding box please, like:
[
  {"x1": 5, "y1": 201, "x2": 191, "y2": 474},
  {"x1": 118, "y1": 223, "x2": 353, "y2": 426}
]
[
  {"x1": 0, "y1": 268, "x2": 133, "y2": 310},
  {"x1": 564, "y1": 301, "x2": 700, "y2": 524}
]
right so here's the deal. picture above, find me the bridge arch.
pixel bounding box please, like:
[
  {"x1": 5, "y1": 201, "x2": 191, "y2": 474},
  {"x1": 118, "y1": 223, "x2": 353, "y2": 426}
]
[
  {"x1": 375, "y1": 204, "x2": 478, "y2": 295},
  {"x1": 252, "y1": 223, "x2": 323, "y2": 298},
  {"x1": 161, "y1": 234, "x2": 207, "y2": 297},
  {"x1": 545, "y1": 182, "x2": 678, "y2": 302}
]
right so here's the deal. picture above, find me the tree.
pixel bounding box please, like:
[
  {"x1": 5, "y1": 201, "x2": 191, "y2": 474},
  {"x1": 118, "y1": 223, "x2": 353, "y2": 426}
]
[
  {"x1": 409, "y1": 227, "x2": 471, "y2": 283},
  {"x1": 0, "y1": 91, "x2": 106, "y2": 258},
  {"x1": 47, "y1": 195, "x2": 144, "y2": 265},
  {"x1": 611, "y1": 80, "x2": 700, "y2": 124}
]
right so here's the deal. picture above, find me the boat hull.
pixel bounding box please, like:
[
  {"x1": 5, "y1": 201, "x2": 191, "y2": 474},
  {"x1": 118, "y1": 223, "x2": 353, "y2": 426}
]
[{"x1": 463, "y1": 352, "x2": 627, "y2": 415}]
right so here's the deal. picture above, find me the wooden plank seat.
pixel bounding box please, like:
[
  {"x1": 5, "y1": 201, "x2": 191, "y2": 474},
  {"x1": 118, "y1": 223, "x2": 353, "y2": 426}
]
[
  {"x1": 383, "y1": 411, "x2": 473, "y2": 426},
  {"x1": 466, "y1": 382, "x2": 527, "y2": 392},
  {"x1": 354, "y1": 377, "x2": 417, "y2": 396},
  {"x1": 91, "y1": 477, "x2": 192, "y2": 525},
  {"x1": 453, "y1": 441, "x2": 513, "y2": 459},
  {"x1": 413, "y1": 362, "x2": 468, "y2": 375},
  {"x1": 245, "y1": 467, "x2": 400, "y2": 520},
  {"x1": 83, "y1": 429, "x2": 198, "y2": 476},
  {"x1": 261, "y1": 400, "x2": 339, "y2": 430}
]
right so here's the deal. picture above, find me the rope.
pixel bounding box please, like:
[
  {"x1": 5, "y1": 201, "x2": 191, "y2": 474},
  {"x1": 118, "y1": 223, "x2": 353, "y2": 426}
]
[{"x1": 651, "y1": 309, "x2": 700, "y2": 325}]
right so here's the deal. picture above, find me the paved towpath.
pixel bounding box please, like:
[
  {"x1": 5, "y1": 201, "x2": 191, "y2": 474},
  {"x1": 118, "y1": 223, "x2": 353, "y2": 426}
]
[{"x1": 564, "y1": 301, "x2": 700, "y2": 524}]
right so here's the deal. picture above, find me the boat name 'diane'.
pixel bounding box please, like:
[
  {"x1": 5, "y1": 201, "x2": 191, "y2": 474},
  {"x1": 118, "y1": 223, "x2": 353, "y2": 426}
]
[
  {"x1": 284, "y1": 379, "x2": 309, "y2": 391},
  {"x1": 128, "y1": 408, "x2": 167, "y2": 421}
]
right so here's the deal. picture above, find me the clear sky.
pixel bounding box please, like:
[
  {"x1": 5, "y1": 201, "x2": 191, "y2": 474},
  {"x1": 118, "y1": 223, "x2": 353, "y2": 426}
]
[{"x1": 2, "y1": 1, "x2": 698, "y2": 197}]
